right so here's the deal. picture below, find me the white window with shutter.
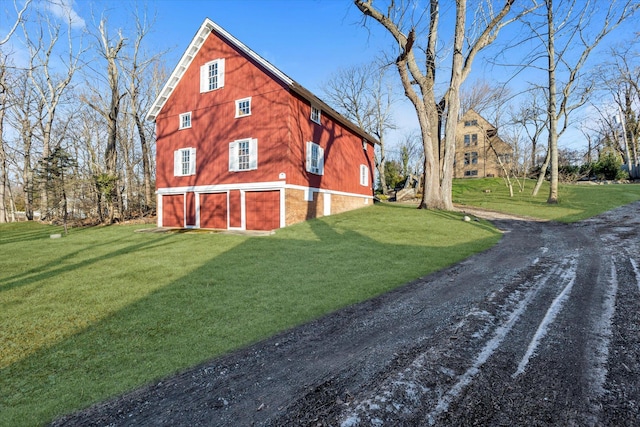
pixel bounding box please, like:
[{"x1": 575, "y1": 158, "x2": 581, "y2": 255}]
[
  {"x1": 229, "y1": 138, "x2": 258, "y2": 172},
  {"x1": 360, "y1": 164, "x2": 369, "y2": 186},
  {"x1": 306, "y1": 141, "x2": 324, "y2": 175},
  {"x1": 200, "y1": 58, "x2": 225, "y2": 93},
  {"x1": 174, "y1": 148, "x2": 196, "y2": 176}
]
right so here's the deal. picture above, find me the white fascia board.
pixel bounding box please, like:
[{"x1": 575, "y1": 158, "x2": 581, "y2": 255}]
[
  {"x1": 156, "y1": 181, "x2": 286, "y2": 195},
  {"x1": 145, "y1": 18, "x2": 293, "y2": 122}
]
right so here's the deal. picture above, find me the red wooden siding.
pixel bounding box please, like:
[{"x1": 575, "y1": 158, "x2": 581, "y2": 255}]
[
  {"x1": 229, "y1": 190, "x2": 242, "y2": 228},
  {"x1": 162, "y1": 194, "x2": 184, "y2": 227},
  {"x1": 245, "y1": 191, "x2": 280, "y2": 231},
  {"x1": 155, "y1": 30, "x2": 291, "y2": 191},
  {"x1": 285, "y1": 93, "x2": 375, "y2": 195},
  {"x1": 200, "y1": 193, "x2": 227, "y2": 229}
]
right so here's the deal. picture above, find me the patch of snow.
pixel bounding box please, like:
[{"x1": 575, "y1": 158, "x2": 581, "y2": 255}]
[
  {"x1": 587, "y1": 260, "x2": 617, "y2": 398},
  {"x1": 630, "y1": 257, "x2": 640, "y2": 292},
  {"x1": 340, "y1": 415, "x2": 361, "y2": 427},
  {"x1": 512, "y1": 256, "x2": 577, "y2": 377},
  {"x1": 426, "y1": 256, "x2": 559, "y2": 425}
]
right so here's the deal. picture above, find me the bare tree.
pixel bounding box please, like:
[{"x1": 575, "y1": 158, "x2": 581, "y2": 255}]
[
  {"x1": 83, "y1": 18, "x2": 126, "y2": 222},
  {"x1": 21, "y1": 9, "x2": 83, "y2": 219},
  {"x1": 460, "y1": 79, "x2": 512, "y2": 126},
  {"x1": 120, "y1": 11, "x2": 162, "y2": 214},
  {"x1": 524, "y1": 0, "x2": 639, "y2": 202},
  {"x1": 0, "y1": 61, "x2": 10, "y2": 223},
  {"x1": 322, "y1": 62, "x2": 395, "y2": 194},
  {"x1": 354, "y1": 0, "x2": 530, "y2": 210},
  {"x1": 0, "y1": 0, "x2": 32, "y2": 45},
  {"x1": 593, "y1": 42, "x2": 640, "y2": 178}
]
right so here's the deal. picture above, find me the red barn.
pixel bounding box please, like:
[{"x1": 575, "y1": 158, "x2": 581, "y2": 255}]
[{"x1": 146, "y1": 18, "x2": 377, "y2": 231}]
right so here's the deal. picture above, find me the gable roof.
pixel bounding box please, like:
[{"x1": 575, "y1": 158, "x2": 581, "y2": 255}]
[{"x1": 146, "y1": 18, "x2": 378, "y2": 145}]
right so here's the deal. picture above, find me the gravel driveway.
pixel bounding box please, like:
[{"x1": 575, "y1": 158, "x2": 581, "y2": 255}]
[{"x1": 52, "y1": 202, "x2": 640, "y2": 426}]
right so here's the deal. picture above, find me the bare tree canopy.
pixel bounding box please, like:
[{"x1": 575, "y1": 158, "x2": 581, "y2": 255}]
[{"x1": 354, "y1": 0, "x2": 534, "y2": 210}]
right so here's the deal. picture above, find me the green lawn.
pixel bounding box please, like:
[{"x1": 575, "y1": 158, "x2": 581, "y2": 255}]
[
  {"x1": 0, "y1": 204, "x2": 500, "y2": 426},
  {"x1": 453, "y1": 178, "x2": 640, "y2": 222},
  {"x1": 3, "y1": 180, "x2": 639, "y2": 426}
]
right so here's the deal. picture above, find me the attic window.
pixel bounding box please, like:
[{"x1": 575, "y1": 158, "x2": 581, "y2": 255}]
[
  {"x1": 179, "y1": 112, "x2": 191, "y2": 129},
  {"x1": 464, "y1": 119, "x2": 478, "y2": 127},
  {"x1": 200, "y1": 58, "x2": 225, "y2": 93},
  {"x1": 310, "y1": 106, "x2": 321, "y2": 124},
  {"x1": 235, "y1": 97, "x2": 251, "y2": 118}
]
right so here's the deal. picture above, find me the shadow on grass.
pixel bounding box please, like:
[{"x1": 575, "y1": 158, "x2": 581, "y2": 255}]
[
  {"x1": 0, "y1": 208, "x2": 501, "y2": 426},
  {"x1": 0, "y1": 233, "x2": 174, "y2": 293}
]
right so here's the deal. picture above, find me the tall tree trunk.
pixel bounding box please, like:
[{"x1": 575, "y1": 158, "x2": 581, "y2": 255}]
[
  {"x1": 0, "y1": 67, "x2": 7, "y2": 223},
  {"x1": 532, "y1": 148, "x2": 551, "y2": 196},
  {"x1": 546, "y1": 0, "x2": 559, "y2": 204}
]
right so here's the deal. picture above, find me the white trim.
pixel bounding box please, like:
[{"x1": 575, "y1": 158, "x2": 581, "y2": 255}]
[
  {"x1": 235, "y1": 97, "x2": 252, "y2": 118},
  {"x1": 157, "y1": 182, "x2": 373, "y2": 201},
  {"x1": 359, "y1": 164, "x2": 369, "y2": 186},
  {"x1": 179, "y1": 112, "x2": 192, "y2": 129},
  {"x1": 157, "y1": 194, "x2": 163, "y2": 227},
  {"x1": 280, "y1": 188, "x2": 286, "y2": 228},
  {"x1": 157, "y1": 181, "x2": 285, "y2": 195},
  {"x1": 323, "y1": 193, "x2": 331, "y2": 216},
  {"x1": 285, "y1": 184, "x2": 374, "y2": 200},
  {"x1": 311, "y1": 105, "x2": 321, "y2": 124},
  {"x1": 146, "y1": 18, "x2": 293, "y2": 122}
]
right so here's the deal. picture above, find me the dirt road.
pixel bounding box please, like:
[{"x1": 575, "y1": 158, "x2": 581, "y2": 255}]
[{"x1": 53, "y1": 202, "x2": 640, "y2": 426}]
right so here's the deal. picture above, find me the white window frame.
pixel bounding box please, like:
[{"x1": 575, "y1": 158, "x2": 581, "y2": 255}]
[
  {"x1": 229, "y1": 138, "x2": 258, "y2": 172},
  {"x1": 174, "y1": 147, "x2": 196, "y2": 176},
  {"x1": 200, "y1": 58, "x2": 225, "y2": 93},
  {"x1": 310, "y1": 105, "x2": 321, "y2": 124},
  {"x1": 235, "y1": 97, "x2": 252, "y2": 118},
  {"x1": 179, "y1": 112, "x2": 192, "y2": 129},
  {"x1": 306, "y1": 141, "x2": 324, "y2": 175},
  {"x1": 360, "y1": 164, "x2": 369, "y2": 186}
]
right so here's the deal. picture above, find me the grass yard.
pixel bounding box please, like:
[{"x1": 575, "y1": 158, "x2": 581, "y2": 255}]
[
  {"x1": 0, "y1": 204, "x2": 500, "y2": 426},
  {"x1": 453, "y1": 178, "x2": 640, "y2": 222}
]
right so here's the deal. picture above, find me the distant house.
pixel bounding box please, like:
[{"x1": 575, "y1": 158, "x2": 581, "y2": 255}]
[
  {"x1": 146, "y1": 18, "x2": 376, "y2": 231},
  {"x1": 454, "y1": 109, "x2": 513, "y2": 178}
]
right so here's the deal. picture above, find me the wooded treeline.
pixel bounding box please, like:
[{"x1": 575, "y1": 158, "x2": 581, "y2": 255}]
[
  {"x1": 1, "y1": 1, "x2": 639, "y2": 225},
  {"x1": 0, "y1": 3, "x2": 165, "y2": 225}
]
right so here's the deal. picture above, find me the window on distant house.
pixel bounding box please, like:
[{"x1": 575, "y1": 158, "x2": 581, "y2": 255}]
[
  {"x1": 229, "y1": 138, "x2": 258, "y2": 171},
  {"x1": 306, "y1": 141, "x2": 324, "y2": 175},
  {"x1": 311, "y1": 105, "x2": 321, "y2": 124},
  {"x1": 235, "y1": 97, "x2": 251, "y2": 118},
  {"x1": 179, "y1": 112, "x2": 191, "y2": 129},
  {"x1": 360, "y1": 164, "x2": 369, "y2": 186},
  {"x1": 200, "y1": 58, "x2": 225, "y2": 93},
  {"x1": 464, "y1": 152, "x2": 479, "y2": 165},
  {"x1": 464, "y1": 133, "x2": 478, "y2": 146},
  {"x1": 464, "y1": 170, "x2": 478, "y2": 177},
  {"x1": 174, "y1": 148, "x2": 196, "y2": 176},
  {"x1": 464, "y1": 119, "x2": 478, "y2": 127},
  {"x1": 498, "y1": 153, "x2": 512, "y2": 164}
]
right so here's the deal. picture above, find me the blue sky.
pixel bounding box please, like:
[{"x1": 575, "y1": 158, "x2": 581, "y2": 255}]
[{"x1": 4, "y1": 0, "x2": 638, "y2": 154}]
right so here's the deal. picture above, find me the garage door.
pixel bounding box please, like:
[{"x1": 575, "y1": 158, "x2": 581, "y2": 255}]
[
  {"x1": 245, "y1": 191, "x2": 280, "y2": 231},
  {"x1": 162, "y1": 194, "x2": 184, "y2": 228},
  {"x1": 200, "y1": 193, "x2": 227, "y2": 229}
]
